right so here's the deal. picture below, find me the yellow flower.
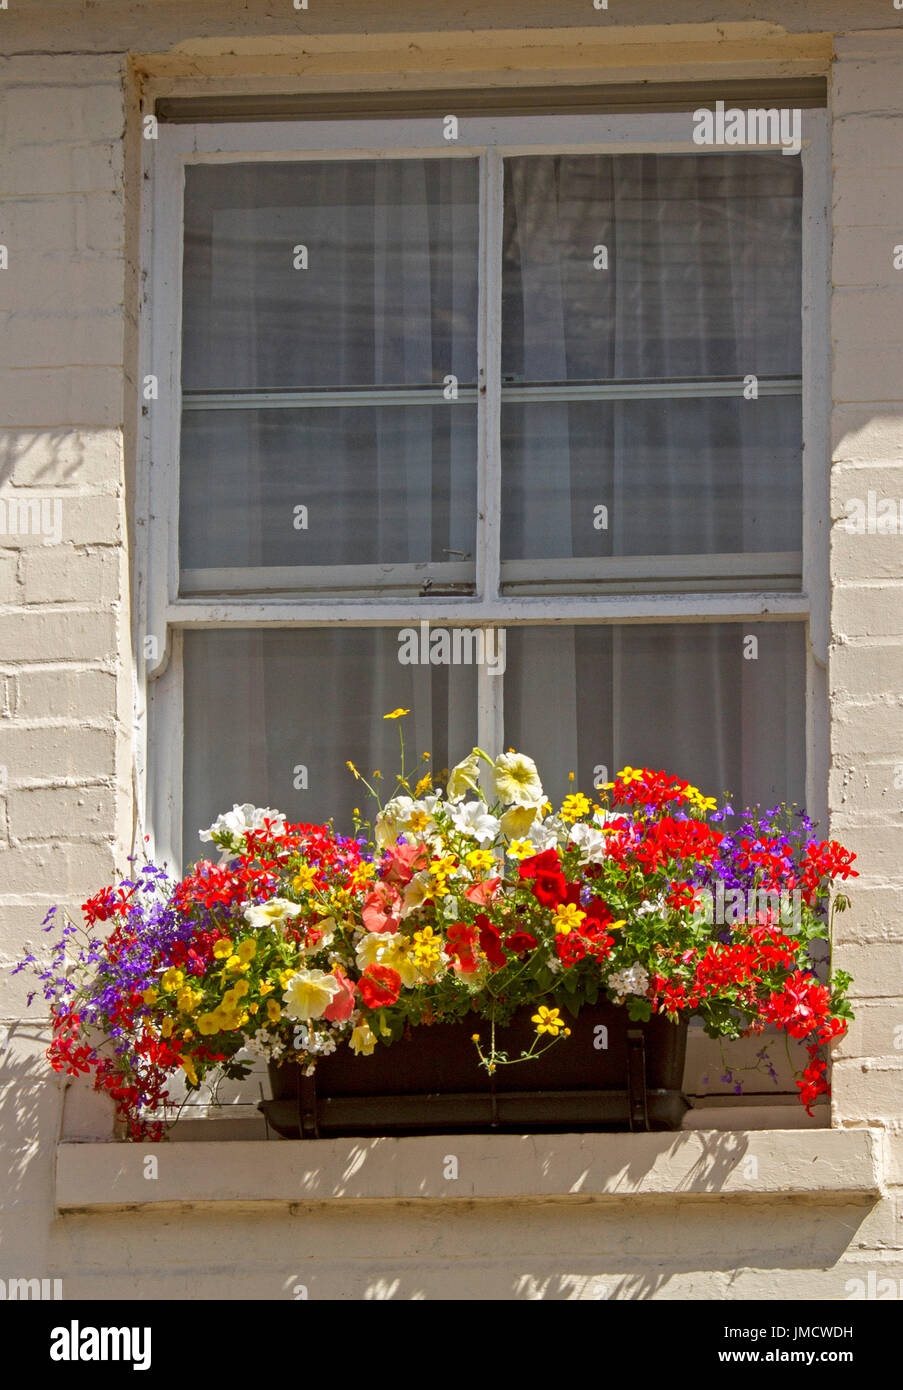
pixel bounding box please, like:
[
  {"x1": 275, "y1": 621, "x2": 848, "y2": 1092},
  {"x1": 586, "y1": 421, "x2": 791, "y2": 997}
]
[
  {"x1": 378, "y1": 937, "x2": 419, "y2": 988},
  {"x1": 293, "y1": 863, "x2": 317, "y2": 892},
  {"x1": 197, "y1": 1012, "x2": 220, "y2": 1036},
  {"x1": 225, "y1": 955, "x2": 249, "y2": 975},
  {"x1": 182, "y1": 1029, "x2": 194, "y2": 1042},
  {"x1": 618, "y1": 766, "x2": 646, "y2": 785},
  {"x1": 346, "y1": 760, "x2": 361, "y2": 781},
  {"x1": 411, "y1": 926, "x2": 442, "y2": 970},
  {"x1": 282, "y1": 969, "x2": 341, "y2": 1021},
  {"x1": 142, "y1": 987, "x2": 158, "y2": 1007},
  {"x1": 213, "y1": 1006, "x2": 241, "y2": 1031},
  {"x1": 506, "y1": 839, "x2": 536, "y2": 861},
  {"x1": 465, "y1": 848, "x2": 494, "y2": 873},
  {"x1": 553, "y1": 903, "x2": 586, "y2": 935},
  {"x1": 493, "y1": 751, "x2": 544, "y2": 807},
  {"x1": 160, "y1": 1017, "x2": 174, "y2": 1037},
  {"x1": 236, "y1": 938, "x2": 257, "y2": 964},
  {"x1": 176, "y1": 987, "x2": 201, "y2": 1014},
  {"x1": 161, "y1": 968, "x2": 184, "y2": 992},
  {"x1": 560, "y1": 792, "x2": 591, "y2": 824},
  {"x1": 259, "y1": 980, "x2": 275, "y2": 996},
  {"x1": 350, "y1": 1022, "x2": 377, "y2": 1056},
  {"x1": 266, "y1": 998, "x2": 282, "y2": 1024},
  {"x1": 413, "y1": 772, "x2": 432, "y2": 796},
  {"x1": 180, "y1": 1056, "x2": 198, "y2": 1086},
  {"x1": 532, "y1": 1005, "x2": 565, "y2": 1037},
  {"x1": 278, "y1": 969, "x2": 295, "y2": 989},
  {"x1": 212, "y1": 938, "x2": 233, "y2": 960},
  {"x1": 383, "y1": 708, "x2": 410, "y2": 720},
  {"x1": 232, "y1": 979, "x2": 250, "y2": 998},
  {"x1": 247, "y1": 1003, "x2": 258, "y2": 1015}
]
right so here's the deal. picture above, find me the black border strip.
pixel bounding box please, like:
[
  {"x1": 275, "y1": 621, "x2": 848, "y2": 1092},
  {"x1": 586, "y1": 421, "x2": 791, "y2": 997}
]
[{"x1": 156, "y1": 78, "x2": 827, "y2": 123}]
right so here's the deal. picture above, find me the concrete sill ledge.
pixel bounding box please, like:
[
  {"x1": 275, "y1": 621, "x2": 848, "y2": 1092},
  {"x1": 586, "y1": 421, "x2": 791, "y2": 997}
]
[{"x1": 55, "y1": 1128, "x2": 885, "y2": 1212}]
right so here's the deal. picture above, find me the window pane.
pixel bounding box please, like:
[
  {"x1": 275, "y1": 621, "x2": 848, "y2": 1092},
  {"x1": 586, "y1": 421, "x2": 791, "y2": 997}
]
[
  {"x1": 181, "y1": 629, "x2": 477, "y2": 866},
  {"x1": 501, "y1": 153, "x2": 802, "y2": 567},
  {"x1": 179, "y1": 160, "x2": 479, "y2": 579},
  {"x1": 503, "y1": 623, "x2": 805, "y2": 812}
]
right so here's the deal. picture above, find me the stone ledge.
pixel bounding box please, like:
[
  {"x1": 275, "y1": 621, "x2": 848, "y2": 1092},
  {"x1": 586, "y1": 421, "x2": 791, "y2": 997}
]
[{"x1": 55, "y1": 1128, "x2": 885, "y2": 1212}]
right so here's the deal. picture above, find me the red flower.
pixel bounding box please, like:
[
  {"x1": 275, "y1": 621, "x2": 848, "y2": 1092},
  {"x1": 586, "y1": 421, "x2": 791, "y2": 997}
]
[
  {"x1": 381, "y1": 842, "x2": 429, "y2": 887},
  {"x1": 518, "y1": 849, "x2": 567, "y2": 907},
  {"x1": 464, "y1": 877, "x2": 501, "y2": 906},
  {"x1": 361, "y1": 882, "x2": 402, "y2": 934},
  {"x1": 358, "y1": 964, "x2": 401, "y2": 1009},
  {"x1": 475, "y1": 914, "x2": 507, "y2": 970},
  {"x1": 445, "y1": 922, "x2": 480, "y2": 975},
  {"x1": 323, "y1": 968, "x2": 357, "y2": 1022},
  {"x1": 505, "y1": 930, "x2": 538, "y2": 956}
]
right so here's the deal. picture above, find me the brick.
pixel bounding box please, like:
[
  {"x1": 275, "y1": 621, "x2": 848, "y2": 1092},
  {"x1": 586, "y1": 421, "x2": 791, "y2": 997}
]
[
  {"x1": 834, "y1": 1000, "x2": 903, "y2": 1059},
  {"x1": 1, "y1": 194, "x2": 124, "y2": 256},
  {"x1": 20, "y1": 547, "x2": 118, "y2": 605},
  {"x1": 0, "y1": 553, "x2": 19, "y2": 603},
  {"x1": 0, "y1": 311, "x2": 124, "y2": 370},
  {"x1": 831, "y1": 885, "x2": 903, "y2": 942},
  {"x1": 833, "y1": 117, "x2": 903, "y2": 172},
  {"x1": 820, "y1": 822, "x2": 903, "y2": 878},
  {"x1": 8, "y1": 784, "x2": 116, "y2": 841},
  {"x1": 834, "y1": 177, "x2": 903, "y2": 231},
  {"x1": 832, "y1": 227, "x2": 903, "y2": 287},
  {"x1": 3, "y1": 141, "x2": 123, "y2": 197},
  {"x1": 833, "y1": 60, "x2": 903, "y2": 117},
  {"x1": 830, "y1": 642, "x2": 903, "y2": 700},
  {"x1": 0, "y1": 725, "x2": 116, "y2": 784},
  {"x1": 4, "y1": 85, "x2": 124, "y2": 146},
  {"x1": 831, "y1": 528, "x2": 903, "y2": 583},
  {"x1": 833, "y1": 1058, "x2": 903, "y2": 1122},
  {"x1": 831, "y1": 287, "x2": 903, "y2": 347},
  {"x1": 831, "y1": 464, "x2": 903, "y2": 509},
  {"x1": 0, "y1": 609, "x2": 117, "y2": 662},
  {"x1": 0, "y1": 841, "x2": 116, "y2": 897},
  {"x1": 0, "y1": 256, "x2": 125, "y2": 316},
  {"x1": 0, "y1": 368, "x2": 123, "y2": 427},
  {"x1": 829, "y1": 758, "x2": 903, "y2": 815},
  {"x1": 0, "y1": 428, "x2": 122, "y2": 489},
  {"x1": 0, "y1": 494, "x2": 121, "y2": 547},
  {"x1": 831, "y1": 409, "x2": 903, "y2": 464},
  {"x1": 9, "y1": 667, "x2": 116, "y2": 721},
  {"x1": 833, "y1": 584, "x2": 903, "y2": 639},
  {"x1": 834, "y1": 344, "x2": 903, "y2": 404}
]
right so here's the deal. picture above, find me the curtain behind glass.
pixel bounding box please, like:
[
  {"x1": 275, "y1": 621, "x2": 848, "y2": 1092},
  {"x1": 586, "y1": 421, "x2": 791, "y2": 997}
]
[
  {"x1": 180, "y1": 160, "x2": 479, "y2": 575},
  {"x1": 504, "y1": 623, "x2": 805, "y2": 813},
  {"x1": 501, "y1": 152, "x2": 802, "y2": 561},
  {"x1": 182, "y1": 629, "x2": 478, "y2": 867}
]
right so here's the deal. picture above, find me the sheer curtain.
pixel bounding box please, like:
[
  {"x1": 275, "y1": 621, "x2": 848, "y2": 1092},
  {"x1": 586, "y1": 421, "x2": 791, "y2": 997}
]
[
  {"x1": 179, "y1": 159, "x2": 479, "y2": 573},
  {"x1": 500, "y1": 153, "x2": 804, "y2": 807}
]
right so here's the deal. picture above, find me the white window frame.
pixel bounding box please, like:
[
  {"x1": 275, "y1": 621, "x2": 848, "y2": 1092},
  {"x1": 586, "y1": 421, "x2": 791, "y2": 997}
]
[{"x1": 136, "y1": 110, "x2": 829, "y2": 872}]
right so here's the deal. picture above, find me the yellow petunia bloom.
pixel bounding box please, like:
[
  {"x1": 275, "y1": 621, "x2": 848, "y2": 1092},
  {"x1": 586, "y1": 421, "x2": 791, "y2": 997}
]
[
  {"x1": 236, "y1": 938, "x2": 257, "y2": 965},
  {"x1": 180, "y1": 1056, "x2": 198, "y2": 1087},
  {"x1": 350, "y1": 1022, "x2": 377, "y2": 1056},
  {"x1": 212, "y1": 938, "x2": 233, "y2": 960},
  {"x1": 553, "y1": 903, "x2": 586, "y2": 935},
  {"x1": 225, "y1": 955, "x2": 250, "y2": 975},
  {"x1": 176, "y1": 987, "x2": 202, "y2": 1014},
  {"x1": 259, "y1": 980, "x2": 275, "y2": 996},
  {"x1": 266, "y1": 998, "x2": 282, "y2": 1024},
  {"x1": 161, "y1": 968, "x2": 184, "y2": 992},
  {"x1": 197, "y1": 1012, "x2": 220, "y2": 1036},
  {"x1": 160, "y1": 1017, "x2": 174, "y2": 1037},
  {"x1": 142, "y1": 987, "x2": 158, "y2": 1007},
  {"x1": 532, "y1": 1005, "x2": 565, "y2": 1037},
  {"x1": 383, "y1": 708, "x2": 410, "y2": 720}
]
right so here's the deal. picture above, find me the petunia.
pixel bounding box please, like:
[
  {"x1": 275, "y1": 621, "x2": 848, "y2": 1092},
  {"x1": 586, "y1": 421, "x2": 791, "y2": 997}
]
[{"x1": 282, "y1": 969, "x2": 341, "y2": 1021}]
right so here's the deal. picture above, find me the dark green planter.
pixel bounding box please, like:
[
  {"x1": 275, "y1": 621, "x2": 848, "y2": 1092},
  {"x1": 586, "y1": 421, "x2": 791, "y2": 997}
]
[{"x1": 259, "y1": 1002, "x2": 689, "y2": 1138}]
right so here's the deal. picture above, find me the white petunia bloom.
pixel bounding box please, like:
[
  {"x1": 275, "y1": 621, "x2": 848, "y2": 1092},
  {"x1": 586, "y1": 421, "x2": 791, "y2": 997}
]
[
  {"x1": 492, "y1": 751, "x2": 544, "y2": 808},
  {"x1": 446, "y1": 799, "x2": 501, "y2": 845},
  {"x1": 524, "y1": 814, "x2": 567, "y2": 852},
  {"x1": 243, "y1": 898, "x2": 304, "y2": 931},
  {"x1": 567, "y1": 822, "x2": 609, "y2": 865},
  {"x1": 199, "y1": 804, "x2": 287, "y2": 862}
]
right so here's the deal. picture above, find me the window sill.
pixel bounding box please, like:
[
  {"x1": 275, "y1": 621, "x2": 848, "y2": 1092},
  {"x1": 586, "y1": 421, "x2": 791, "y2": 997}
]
[{"x1": 55, "y1": 1127, "x2": 884, "y2": 1213}]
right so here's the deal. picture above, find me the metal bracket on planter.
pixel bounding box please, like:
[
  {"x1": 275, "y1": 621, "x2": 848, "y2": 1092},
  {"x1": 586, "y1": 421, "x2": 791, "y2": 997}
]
[
  {"x1": 297, "y1": 1071, "x2": 320, "y2": 1139},
  {"x1": 626, "y1": 1028, "x2": 650, "y2": 1131}
]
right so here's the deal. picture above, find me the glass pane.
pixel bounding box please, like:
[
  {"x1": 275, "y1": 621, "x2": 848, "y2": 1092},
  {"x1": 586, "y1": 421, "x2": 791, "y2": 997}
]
[
  {"x1": 501, "y1": 153, "x2": 802, "y2": 566},
  {"x1": 180, "y1": 405, "x2": 476, "y2": 572},
  {"x1": 179, "y1": 159, "x2": 479, "y2": 579},
  {"x1": 503, "y1": 623, "x2": 805, "y2": 812},
  {"x1": 501, "y1": 396, "x2": 800, "y2": 562},
  {"x1": 181, "y1": 628, "x2": 478, "y2": 866}
]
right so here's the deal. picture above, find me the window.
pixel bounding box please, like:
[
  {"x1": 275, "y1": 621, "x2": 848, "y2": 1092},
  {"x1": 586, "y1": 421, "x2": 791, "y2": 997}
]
[{"x1": 140, "y1": 111, "x2": 827, "y2": 871}]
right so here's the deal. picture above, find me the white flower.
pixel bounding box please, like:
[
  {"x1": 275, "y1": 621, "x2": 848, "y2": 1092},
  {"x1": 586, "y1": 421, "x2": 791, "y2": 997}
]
[
  {"x1": 492, "y1": 752, "x2": 544, "y2": 808},
  {"x1": 524, "y1": 814, "x2": 566, "y2": 852},
  {"x1": 499, "y1": 802, "x2": 542, "y2": 839},
  {"x1": 282, "y1": 969, "x2": 341, "y2": 1021},
  {"x1": 447, "y1": 750, "x2": 484, "y2": 801},
  {"x1": 607, "y1": 963, "x2": 650, "y2": 1000},
  {"x1": 567, "y1": 822, "x2": 608, "y2": 865},
  {"x1": 200, "y1": 803, "x2": 286, "y2": 845},
  {"x1": 374, "y1": 796, "x2": 415, "y2": 849},
  {"x1": 243, "y1": 898, "x2": 304, "y2": 931},
  {"x1": 446, "y1": 799, "x2": 501, "y2": 845}
]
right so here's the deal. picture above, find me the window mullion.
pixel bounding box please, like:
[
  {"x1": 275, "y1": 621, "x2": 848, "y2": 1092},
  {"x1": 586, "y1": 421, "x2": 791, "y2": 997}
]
[{"x1": 476, "y1": 148, "x2": 504, "y2": 603}]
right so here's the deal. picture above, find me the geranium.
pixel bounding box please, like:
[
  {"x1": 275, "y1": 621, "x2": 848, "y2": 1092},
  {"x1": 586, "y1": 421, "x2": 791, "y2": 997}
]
[{"x1": 358, "y1": 964, "x2": 402, "y2": 1009}]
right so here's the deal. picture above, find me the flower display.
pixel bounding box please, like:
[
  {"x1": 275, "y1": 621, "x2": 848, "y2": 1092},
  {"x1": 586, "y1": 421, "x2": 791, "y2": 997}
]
[{"x1": 14, "y1": 723, "x2": 856, "y2": 1139}]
